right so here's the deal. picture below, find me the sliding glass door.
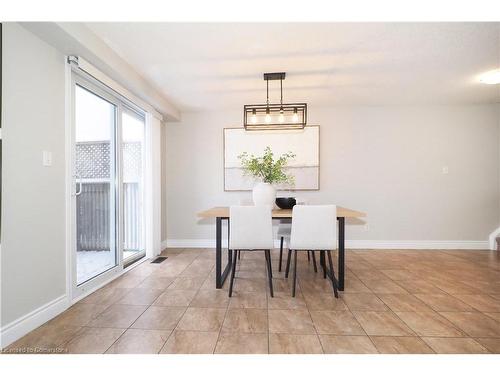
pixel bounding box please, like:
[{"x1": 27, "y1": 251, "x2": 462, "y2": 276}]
[
  {"x1": 74, "y1": 82, "x2": 118, "y2": 286},
  {"x1": 71, "y1": 74, "x2": 148, "y2": 297}
]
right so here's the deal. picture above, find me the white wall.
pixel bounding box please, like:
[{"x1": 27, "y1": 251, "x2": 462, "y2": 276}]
[
  {"x1": 165, "y1": 105, "x2": 500, "y2": 246},
  {"x1": 1, "y1": 23, "x2": 67, "y2": 329}
]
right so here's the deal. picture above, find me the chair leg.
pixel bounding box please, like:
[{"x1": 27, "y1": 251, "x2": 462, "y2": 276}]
[
  {"x1": 279, "y1": 237, "x2": 284, "y2": 272},
  {"x1": 285, "y1": 249, "x2": 292, "y2": 278},
  {"x1": 238, "y1": 251, "x2": 241, "y2": 260},
  {"x1": 267, "y1": 250, "x2": 273, "y2": 279},
  {"x1": 228, "y1": 250, "x2": 238, "y2": 297},
  {"x1": 307, "y1": 251, "x2": 311, "y2": 262},
  {"x1": 327, "y1": 250, "x2": 339, "y2": 298},
  {"x1": 311, "y1": 251, "x2": 318, "y2": 273},
  {"x1": 322, "y1": 251, "x2": 327, "y2": 278},
  {"x1": 292, "y1": 250, "x2": 298, "y2": 297},
  {"x1": 265, "y1": 250, "x2": 274, "y2": 298}
]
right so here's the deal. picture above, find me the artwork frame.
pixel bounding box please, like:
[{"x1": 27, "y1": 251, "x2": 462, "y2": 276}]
[{"x1": 223, "y1": 125, "x2": 320, "y2": 191}]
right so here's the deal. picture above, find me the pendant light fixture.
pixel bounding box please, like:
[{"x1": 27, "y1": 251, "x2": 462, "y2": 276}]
[{"x1": 244, "y1": 72, "x2": 307, "y2": 130}]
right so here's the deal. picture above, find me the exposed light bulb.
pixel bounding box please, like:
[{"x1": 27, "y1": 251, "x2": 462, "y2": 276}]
[
  {"x1": 265, "y1": 108, "x2": 271, "y2": 123},
  {"x1": 292, "y1": 108, "x2": 299, "y2": 123},
  {"x1": 279, "y1": 108, "x2": 285, "y2": 123},
  {"x1": 478, "y1": 69, "x2": 500, "y2": 84},
  {"x1": 250, "y1": 109, "x2": 257, "y2": 124}
]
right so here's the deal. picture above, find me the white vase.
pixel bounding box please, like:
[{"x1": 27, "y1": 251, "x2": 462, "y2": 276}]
[{"x1": 252, "y1": 182, "x2": 276, "y2": 207}]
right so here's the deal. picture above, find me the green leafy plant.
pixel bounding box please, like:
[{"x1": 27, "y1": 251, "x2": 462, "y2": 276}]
[{"x1": 238, "y1": 146, "x2": 296, "y2": 185}]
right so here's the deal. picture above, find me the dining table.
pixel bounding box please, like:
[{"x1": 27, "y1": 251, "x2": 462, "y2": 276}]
[{"x1": 197, "y1": 206, "x2": 366, "y2": 291}]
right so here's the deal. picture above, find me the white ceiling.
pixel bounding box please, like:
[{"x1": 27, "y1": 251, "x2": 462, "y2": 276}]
[{"x1": 86, "y1": 23, "x2": 500, "y2": 112}]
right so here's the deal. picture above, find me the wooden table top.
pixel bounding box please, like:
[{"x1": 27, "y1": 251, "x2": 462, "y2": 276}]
[{"x1": 198, "y1": 206, "x2": 366, "y2": 219}]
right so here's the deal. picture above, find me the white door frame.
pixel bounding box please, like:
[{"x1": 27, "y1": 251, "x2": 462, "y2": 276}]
[{"x1": 65, "y1": 61, "x2": 158, "y2": 303}]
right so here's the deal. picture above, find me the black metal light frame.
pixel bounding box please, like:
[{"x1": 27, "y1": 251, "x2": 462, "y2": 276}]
[{"x1": 243, "y1": 72, "x2": 307, "y2": 130}]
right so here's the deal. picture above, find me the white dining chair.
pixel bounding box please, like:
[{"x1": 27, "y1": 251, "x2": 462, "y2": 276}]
[
  {"x1": 237, "y1": 198, "x2": 313, "y2": 270},
  {"x1": 228, "y1": 205, "x2": 274, "y2": 297},
  {"x1": 278, "y1": 199, "x2": 318, "y2": 273},
  {"x1": 235, "y1": 198, "x2": 254, "y2": 260},
  {"x1": 287, "y1": 205, "x2": 339, "y2": 298}
]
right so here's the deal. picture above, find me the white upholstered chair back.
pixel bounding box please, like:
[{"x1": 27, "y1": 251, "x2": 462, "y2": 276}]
[
  {"x1": 229, "y1": 205, "x2": 274, "y2": 250},
  {"x1": 290, "y1": 205, "x2": 337, "y2": 250}
]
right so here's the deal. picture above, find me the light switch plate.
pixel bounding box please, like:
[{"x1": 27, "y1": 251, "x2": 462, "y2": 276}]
[{"x1": 42, "y1": 151, "x2": 52, "y2": 167}]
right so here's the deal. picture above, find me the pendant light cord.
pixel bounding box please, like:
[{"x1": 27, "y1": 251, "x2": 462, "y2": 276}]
[
  {"x1": 280, "y1": 78, "x2": 283, "y2": 105},
  {"x1": 265, "y1": 76, "x2": 284, "y2": 106},
  {"x1": 266, "y1": 78, "x2": 269, "y2": 106}
]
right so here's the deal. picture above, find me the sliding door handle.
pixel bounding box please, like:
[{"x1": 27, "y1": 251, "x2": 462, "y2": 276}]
[{"x1": 74, "y1": 174, "x2": 82, "y2": 196}]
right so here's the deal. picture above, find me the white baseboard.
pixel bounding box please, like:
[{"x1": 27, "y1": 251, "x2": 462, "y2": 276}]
[
  {"x1": 166, "y1": 239, "x2": 226, "y2": 248},
  {"x1": 166, "y1": 238, "x2": 489, "y2": 250},
  {"x1": 0, "y1": 294, "x2": 69, "y2": 349},
  {"x1": 0, "y1": 256, "x2": 154, "y2": 349},
  {"x1": 488, "y1": 227, "x2": 500, "y2": 250},
  {"x1": 344, "y1": 240, "x2": 488, "y2": 250}
]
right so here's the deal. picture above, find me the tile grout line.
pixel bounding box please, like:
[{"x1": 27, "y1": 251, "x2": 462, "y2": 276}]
[
  {"x1": 345, "y1": 263, "x2": 438, "y2": 352},
  {"x1": 100, "y1": 250, "x2": 202, "y2": 354},
  {"x1": 352, "y1": 256, "x2": 493, "y2": 353},
  {"x1": 58, "y1": 285, "x2": 151, "y2": 352},
  {"x1": 390, "y1": 269, "x2": 494, "y2": 348},
  {"x1": 291, "y1": 253, "x2": 328, "y2": 354},
  {"x1": 212, "y1": 249, "x2": 238, "y2": 354},
  {"x1": 339, "y1": 273, "x2": 382, "y2": 354},
  {"x1": 157, "y1": 251, "x2": 210, "y2": 354}
]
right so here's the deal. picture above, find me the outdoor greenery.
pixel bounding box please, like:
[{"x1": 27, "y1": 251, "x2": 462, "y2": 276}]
[{"x1": 238, "y1": 146, "x2": 296, "y2": 185}]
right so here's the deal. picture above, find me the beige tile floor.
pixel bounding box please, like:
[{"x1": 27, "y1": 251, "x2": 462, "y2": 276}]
[{"x1": 4, "y1": 248, "x2": 500, "y2": 354}]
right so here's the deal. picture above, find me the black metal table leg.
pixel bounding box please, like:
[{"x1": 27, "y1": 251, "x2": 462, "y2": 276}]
[
  {"x1": 215, "y1": 217, "x2": 232, "y2": 289},
  {"x1": 228, "y1": 250, "x2": 238, "y2": 296},
  {"x1": 338, "y1": 216, "x2": 345, "y2": 291},
  {"x1": 216, "y1": 217, "x2": 222, "y2": 288}
]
